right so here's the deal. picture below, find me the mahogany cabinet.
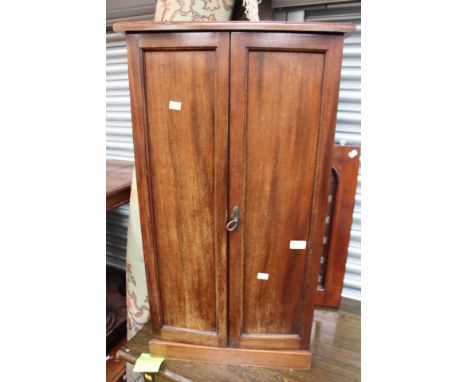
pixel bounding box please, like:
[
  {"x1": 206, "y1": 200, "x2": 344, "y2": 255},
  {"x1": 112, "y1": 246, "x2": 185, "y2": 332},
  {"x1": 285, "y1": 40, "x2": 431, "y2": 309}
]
[{"x1": 114, "y1": 21, "x2": 355, "y2": 369}]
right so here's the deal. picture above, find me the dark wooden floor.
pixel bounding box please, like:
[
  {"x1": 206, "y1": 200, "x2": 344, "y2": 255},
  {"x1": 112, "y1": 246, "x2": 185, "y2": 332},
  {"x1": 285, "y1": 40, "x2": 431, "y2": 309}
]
[{"x1": 117, "y1": 298, "x2": 360, "y2": 381}]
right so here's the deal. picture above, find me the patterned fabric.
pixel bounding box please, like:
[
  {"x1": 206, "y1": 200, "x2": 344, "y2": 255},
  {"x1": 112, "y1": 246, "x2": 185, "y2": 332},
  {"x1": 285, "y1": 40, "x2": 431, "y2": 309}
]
[
  {"x1": 125, "y1": 172, "x2": 149, "y2": 382},
  {"x1": 242, "y1": 0, "x2": 260, "y2": 21},
  {"x1": 126, "y1": 172, "x2": 150, "y2": 338},
  {"x1": 155, "y1": 0, "x2": 235, "y2": 21}
]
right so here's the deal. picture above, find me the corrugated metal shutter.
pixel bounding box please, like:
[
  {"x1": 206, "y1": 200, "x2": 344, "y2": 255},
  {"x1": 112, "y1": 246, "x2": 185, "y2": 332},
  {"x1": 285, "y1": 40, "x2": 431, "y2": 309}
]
[
  {"x1": 107, "y1": 203, "x2": 130, "y2": 270},
  {"x1": 106, "y1": 31, "x2": 133, "y2": 161},
  {"x1": 106, "y1": 1, "x2": 155, "y2": 267},
  {"x1": 107, "y1": 0, "x2": 156, "y2": 27},
  {"x1": 303, "y1": 3, "x2": 361, "y2": 300},
  {"x1": 106, "y1": 30, "x2": 134, "y2": 269},
  {"x1": 106, "y1": 7, "x2": 154, "y2": 268}
]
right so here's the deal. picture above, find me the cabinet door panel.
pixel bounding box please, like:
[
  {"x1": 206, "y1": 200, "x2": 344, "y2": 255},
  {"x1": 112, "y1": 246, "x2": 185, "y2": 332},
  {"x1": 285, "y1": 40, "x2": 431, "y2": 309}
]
[
  {"x1": 229, "y1": 32, "x2": 344, "y2": 350},
  {"x1": 126, "y1": 32, "x2": 229, "y2": 347}
]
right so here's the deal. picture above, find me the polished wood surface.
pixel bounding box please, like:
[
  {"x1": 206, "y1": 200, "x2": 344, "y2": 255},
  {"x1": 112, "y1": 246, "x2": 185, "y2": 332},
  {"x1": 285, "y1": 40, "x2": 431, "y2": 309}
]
[
  {"x1": 124, "y1": 28, "x2": 346, "y2": 367},
  {"x1": 126, "y1": 32, "x2": 229, "y2": 347},
  {"x1": 316, "y1": 146, "x2": 360, "y2": 308},
  {"x1": 106, "y1": 160, "x2": 134, "y2": 210},
  {"x1": 118, "y1": 298, "x2": 360, "y2": 381},
  {"x1": 113, "y1": 21, "x2": 356, "y2": 33},
  {"x1": 229, "y1": 32, "x2": 344, "y2": 351},
  {"x1": 149, "y1": 339, "x2": 311, "y2": 369}
]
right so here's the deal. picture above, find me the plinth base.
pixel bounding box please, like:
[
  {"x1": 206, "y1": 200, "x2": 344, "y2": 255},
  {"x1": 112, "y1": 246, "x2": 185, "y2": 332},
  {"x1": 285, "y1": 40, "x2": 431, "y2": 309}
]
[{"x1": 149, "y1": 339, "x2": 312, "y2": 369}]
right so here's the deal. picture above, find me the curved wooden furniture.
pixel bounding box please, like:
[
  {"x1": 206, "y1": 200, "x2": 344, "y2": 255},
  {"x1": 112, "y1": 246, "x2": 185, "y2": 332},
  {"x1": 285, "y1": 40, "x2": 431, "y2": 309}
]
[{"x1": 316, "y1": 145, "x2": 360, "y2": 308}]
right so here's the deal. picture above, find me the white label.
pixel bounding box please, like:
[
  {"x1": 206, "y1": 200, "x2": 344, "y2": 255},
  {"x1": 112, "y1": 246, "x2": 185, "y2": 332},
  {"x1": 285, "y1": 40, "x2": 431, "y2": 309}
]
[
  {"x1": 289, "y1": 240, "x2": 307, "y2": 249},
  {"x1": 257, "y1": 272, "x2": 269, "y2": 280},
  {"x1": 169, "y1": 100, "x2": 182, "y2": 110},
  {"x1": 348, "y1": 149, "x2": 358, "y2": 158}
]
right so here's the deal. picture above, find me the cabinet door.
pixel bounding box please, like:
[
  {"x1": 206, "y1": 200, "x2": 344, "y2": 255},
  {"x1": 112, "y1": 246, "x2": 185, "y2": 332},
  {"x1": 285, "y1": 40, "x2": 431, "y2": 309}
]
[
  {"x1": 229, "y1": 32, "x2": 344, "y2": 350},
  {"x1": 126, "y1": 32, "x2": 229, "y2": 347}
]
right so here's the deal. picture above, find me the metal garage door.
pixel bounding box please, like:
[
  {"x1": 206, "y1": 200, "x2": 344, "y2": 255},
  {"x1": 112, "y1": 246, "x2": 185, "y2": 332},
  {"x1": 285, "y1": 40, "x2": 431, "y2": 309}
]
[
  {"x1": 106, "y1": 0, "x2": 156, "y2": 270},
  {"x1": 106, "y1": 30, "x2": 133, "y2": 270}
]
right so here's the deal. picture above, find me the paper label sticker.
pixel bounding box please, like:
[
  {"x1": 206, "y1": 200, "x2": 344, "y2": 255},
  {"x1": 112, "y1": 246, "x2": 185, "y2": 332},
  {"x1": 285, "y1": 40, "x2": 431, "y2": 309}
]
[
  {"x1": 169, "y1": 100, "x2": 182, "y2": 110},
  {"x1": 348, "y1": 149, "x2": 358, "y2": 158},
  {"x1": 257, "y1": 272, "x2": 269, "y2": 280},
  {"x1": 289, "y1": 240, "x2": 307, "y2": 249},
  {"x1": 133, "y1": 353, "x2": 164, "y2": 373}
]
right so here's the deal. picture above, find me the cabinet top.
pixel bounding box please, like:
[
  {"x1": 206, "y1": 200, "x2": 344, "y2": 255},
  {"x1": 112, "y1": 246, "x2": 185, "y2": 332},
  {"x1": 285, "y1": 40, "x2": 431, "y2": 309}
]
[{"x1": 113, "y1": 21, "x2": 356, "y2": 34}]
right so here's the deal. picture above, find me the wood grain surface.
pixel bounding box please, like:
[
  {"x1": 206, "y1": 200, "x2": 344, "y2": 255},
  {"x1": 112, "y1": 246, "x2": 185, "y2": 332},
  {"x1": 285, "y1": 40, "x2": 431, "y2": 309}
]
[
  {"x1": 149, "y1": 339, "x2": 312, "y2": 369},
  {"x1": 316, "y1": 146, "x2": 360, "y2": 308},
  {"x1": 146, "y1": 49, "x2": 217, "y2": 333},
  {"x1": 118, "y1": 298, "x2": 360, "y2": 381},
  {"x1": 126, "y1": 32, "x2": 229, "y2": 347},
  {"x1": 113, "y1": 21, "x2": 356, "y2": 33},
  {"x1": 124, "y1": 29, "x2": 347, "y2": 366},
  {"x1": 229, "y1": 32, "x2": 344, "y2": 351},
  {"x1": 106, "y1": 160, "x2": 134, "y2": 211}
]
